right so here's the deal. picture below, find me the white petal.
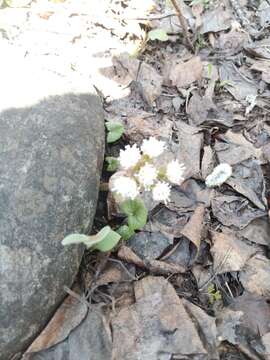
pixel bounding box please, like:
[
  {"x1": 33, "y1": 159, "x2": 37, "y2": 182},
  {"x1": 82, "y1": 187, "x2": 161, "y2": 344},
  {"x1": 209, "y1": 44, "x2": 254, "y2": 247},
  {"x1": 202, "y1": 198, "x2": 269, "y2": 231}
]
[
  {"x1": 141, "y1": 137, "x2": 165, "y2": 158},
  {"x1": 152, "y1": 181, "x2": 171, "y2": 204},
  {"x1": 205, "y1": 163, "x2": 232, "y2": 187},
  {"x1": 119, "y1": 144, "x2": 141, "y2": 169},
  {"x1": 166, "y1": 160, "x2": 185, "y2": 184},
  {"x1": 111, "y1": 175, "x2": 139, "y2": 200},
  {"x1": 136, "y1": 163, "x2": 158, "y2": 189}
]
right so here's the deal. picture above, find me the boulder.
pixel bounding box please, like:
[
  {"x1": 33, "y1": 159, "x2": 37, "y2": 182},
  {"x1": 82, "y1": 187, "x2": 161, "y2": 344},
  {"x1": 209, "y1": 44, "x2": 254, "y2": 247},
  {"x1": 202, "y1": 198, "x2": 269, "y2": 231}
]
[{"x1": 0, "y1": 54, "x2": 104, "y2": 359}]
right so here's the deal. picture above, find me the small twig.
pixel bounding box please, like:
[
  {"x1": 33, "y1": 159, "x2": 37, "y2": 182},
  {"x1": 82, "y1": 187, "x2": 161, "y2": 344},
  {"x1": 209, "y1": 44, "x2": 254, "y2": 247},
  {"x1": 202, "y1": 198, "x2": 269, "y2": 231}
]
[
  {"x1": 169, "y1": 0, "x2": 194, "y2": 52},
  {"x1": 108, "y1": 257, "x2": 137, "y2": 281},
  {"x1": 159, "y1": 240, "x2": 181, "y2": 260},
  {"x1": 224, "y1": 281, "x2": 234, "y2": 299},
  {"x1": 63, "y1": 286, "x2": 90, "y2": 307}
]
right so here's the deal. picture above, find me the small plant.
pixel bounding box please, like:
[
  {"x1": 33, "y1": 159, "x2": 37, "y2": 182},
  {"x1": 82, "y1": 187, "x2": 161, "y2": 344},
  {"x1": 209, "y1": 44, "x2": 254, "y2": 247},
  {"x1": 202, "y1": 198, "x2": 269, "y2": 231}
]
[
  {"x1": 107, "y1": 137, "x2": 186, "y2": 243},
  {"x1": 207, "y1": 284, "x2": 222, "y2": 304},
  {"x1": 63, "y1": 123, "x2": 186, "y2": 252}
]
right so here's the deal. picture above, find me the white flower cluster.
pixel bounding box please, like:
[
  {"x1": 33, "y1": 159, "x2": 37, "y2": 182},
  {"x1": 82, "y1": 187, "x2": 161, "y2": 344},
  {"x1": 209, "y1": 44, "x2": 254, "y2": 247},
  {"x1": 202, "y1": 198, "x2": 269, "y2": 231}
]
[
  {"x1": 110, "y1": 137, "x2": 186, "y2": 204},
  {"x1": 205, "y1": 163, "x2": 232, "y2": 187}
]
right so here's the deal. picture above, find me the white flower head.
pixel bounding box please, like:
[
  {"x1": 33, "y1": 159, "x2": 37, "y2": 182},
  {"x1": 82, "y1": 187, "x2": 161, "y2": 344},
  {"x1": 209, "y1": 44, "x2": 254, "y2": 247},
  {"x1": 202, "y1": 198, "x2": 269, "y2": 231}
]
[
  {"x1": 119, "y1": 144, "x2": 141, "y2": 170},
  {"x1": 136, "y1": 163, "x2": 158, "y2": 190},
  {"x1": 152, "y1": 181, "x2": 171, "y2": 204},
  {"x1": 141, "y1": 137, "x2": 166, "y2": 158},
  {"x1": 111, "y1": 176, "x2": 139, "y2": 200},
  {"x1": 166, "y1": 160, "x2": 185, "y2": 184},
  {"x1": 205, "y1": 163, "x2": 232, "y2": 188}
]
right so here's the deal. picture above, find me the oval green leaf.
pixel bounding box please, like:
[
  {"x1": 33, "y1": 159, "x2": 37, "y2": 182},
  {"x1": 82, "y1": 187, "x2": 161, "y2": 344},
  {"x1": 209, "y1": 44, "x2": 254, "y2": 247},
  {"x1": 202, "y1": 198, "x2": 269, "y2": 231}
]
[
  {"x1": 106, "y1": 156, "x2": 119, "y2": 172},
  {"x1": 105, "y1": 122, "x2": 124, "y2": 143},
  {"x1": 120, "y1": 199, "x2": 148, "y2": 231},
  {"x1": 93, "y1": 228, "x2": 121, "y2": 252}
]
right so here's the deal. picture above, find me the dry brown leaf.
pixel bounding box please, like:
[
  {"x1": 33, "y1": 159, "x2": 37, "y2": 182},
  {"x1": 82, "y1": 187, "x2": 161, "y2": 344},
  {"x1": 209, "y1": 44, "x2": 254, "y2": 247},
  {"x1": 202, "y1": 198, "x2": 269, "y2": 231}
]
[
  {"x1": 215, "y1": 129, "x2": 264, "y2": 165},
  {"x1": 211, "y1": 194, "x2": 265, "y2": 229},
  {"x1": 217, "y1": 292, "x2": 270, "y2": 358},
  {"x1": 251, "y1": 60, "x2": 270, "y2": 83},
  {"x1": 240, "y1": 254, "x2": 270, "y2": 297},
  {"x1": 127, "y1": 231, "x2": 171, "y2": 261},
  {"x1": 176, "y1": 121, "x2": 204, "y2": 178},
  {"x1": 217, "y1": 30, "x2": 249, "y2": 53},
  {"x1": 219, "y1": 62, "x2": 258, "y2": 101},
  {"x1": 112, "y1": 53, "x2": 162, "y2": 106},
  {"x1": 237, "y1": 217, "x2": 270, "y2": 246},
  {"x1": 201, "y1": 145, "x2": 215, "y2": 179},
  {"x1": 111, "y1": 277, "x2": 207, "y2": 359},
  {"x1": 187, "y1": 92, "x2": 234, "y2": 128},
  {"x1": 117, "y1": 245, "x2": 146, "y2": 268},
  {"x1": 245, "y1": 38, "x2": 270, "y2": 60},
  {"x1": 182, "y1": 299, "x2": 219, "y2": 358},
  {"x1": 226, "y1": 159, "x2": 266, "y2": 210},
  {"x1": 147, "y1": 259, "x2": 186, "y2": 275},
  {"x1": 146, "y1": 207, "x2": 190, "y2": 239},
  {"x1": 181, "y1": 204, "x2": 205, "y2": 252},
  {"x1": 24, "y1": 305, "x2": 112, "y2": 360},
  {"x1": 229, "y1": 292, "x2": 270, "y2": 336},
  {"x1": 211, "y1": 231, "x2": 257, "y2": 273},
  {"x1": 124, "y1": 112, "x2": 172, "y2": 144},
  {"x1": 96, "y1": 262, "x2": 135, "y2": 287},
  {"x1": 169, "y1": 56, "x2": 203, "y2": 89},
  {"x1": 200, "y1": 7, "x2": 231, "y2": 34},
  {"x1": 25, "y1": 294, "x2": 88, "y2": 353}
]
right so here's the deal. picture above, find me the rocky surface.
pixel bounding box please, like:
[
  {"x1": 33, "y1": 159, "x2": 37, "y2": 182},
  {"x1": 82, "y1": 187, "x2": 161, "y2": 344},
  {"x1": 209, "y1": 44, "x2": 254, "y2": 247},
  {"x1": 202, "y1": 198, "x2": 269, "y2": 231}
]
[{"x1": 0, "y1": 52, "x2": 104, "y2": 358}]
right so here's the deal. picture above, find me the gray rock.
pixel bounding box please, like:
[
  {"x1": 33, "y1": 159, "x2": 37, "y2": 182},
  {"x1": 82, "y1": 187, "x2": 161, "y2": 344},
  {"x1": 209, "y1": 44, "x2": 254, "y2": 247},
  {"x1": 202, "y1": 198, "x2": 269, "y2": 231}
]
[{"x1": 0, "y1": 73, "x2": 104, "y2": 358}]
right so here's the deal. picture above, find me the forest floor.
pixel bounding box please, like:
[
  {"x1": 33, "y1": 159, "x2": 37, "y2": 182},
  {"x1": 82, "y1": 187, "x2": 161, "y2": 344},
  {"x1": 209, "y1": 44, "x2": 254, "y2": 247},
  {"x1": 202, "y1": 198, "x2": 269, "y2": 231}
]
[{"x1": 7, "y1": 0, "x2": 270, "y2": 358}]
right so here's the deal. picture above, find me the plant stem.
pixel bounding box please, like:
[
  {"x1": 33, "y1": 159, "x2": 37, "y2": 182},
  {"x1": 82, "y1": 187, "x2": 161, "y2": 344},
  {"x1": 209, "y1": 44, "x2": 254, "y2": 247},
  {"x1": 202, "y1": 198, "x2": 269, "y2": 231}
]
[{"x1": 170, "y1": 0, "x2": 194, "y2": 52}]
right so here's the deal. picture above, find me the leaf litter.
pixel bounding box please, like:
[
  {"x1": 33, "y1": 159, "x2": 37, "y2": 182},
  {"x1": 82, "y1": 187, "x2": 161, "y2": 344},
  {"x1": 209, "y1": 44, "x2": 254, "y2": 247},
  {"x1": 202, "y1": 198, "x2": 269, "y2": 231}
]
[{"x1": 20, "y1": 0, "x2": 270, "y2": 358}]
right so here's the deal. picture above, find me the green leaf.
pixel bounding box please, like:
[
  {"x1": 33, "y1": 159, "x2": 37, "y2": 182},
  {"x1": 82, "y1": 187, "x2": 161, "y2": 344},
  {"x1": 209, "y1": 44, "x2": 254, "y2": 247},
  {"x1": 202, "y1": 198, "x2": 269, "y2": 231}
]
[
  {"x1": 62, "y1": 233, "x2": 91, "y2": 246},
  {"x1": 105, "y1": 122, "x2": 124, "y2": 143},
  {"x1": 148, "y1": 29, "x2": 169, "y2": 42},
  {"x1": 106, "y1": 156, "x2": 119, "y2": 172},
  {"x1": 62, "y1": 226, "x2": 121, "y2": 252},
  {"x1": 117, "y1": 225, "x2": 135, "y2": 240},
  {"x1": 93, "y1": 227, "x2": 121, "y2": 252},
  {"x1": 120, "y1": 199, "x2": 148, "y2": 231}
]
